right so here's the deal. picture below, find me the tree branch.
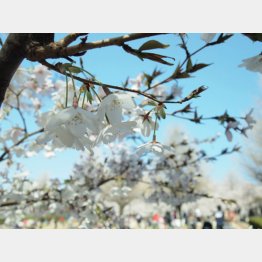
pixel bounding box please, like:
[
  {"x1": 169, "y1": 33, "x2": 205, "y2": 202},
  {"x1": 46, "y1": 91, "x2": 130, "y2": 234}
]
[
  {"x1": 0, "y1": 34, "x2": 29, "y2": 106},
  {"x1": 57, "y1": 33, "x2": 88, "y2": 47},
  {"x1": 40, "y1": 60, "x2": 163, "y2": 103},
  {"x1": 27, "y1": 33, "x2": 166, "y2": 61},
  {"x1": 0, "y1": 128, "x2": 44, "y2": 162}
]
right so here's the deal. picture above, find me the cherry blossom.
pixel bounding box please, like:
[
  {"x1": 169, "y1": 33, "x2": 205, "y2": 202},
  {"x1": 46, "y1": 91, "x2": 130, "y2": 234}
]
[
  {"x1": 97, "y1": 93, "x2": 136, "y2": 125},
  {"x1": 244, "y1": 109, "x2": 256, "y2": 128},
  {"x1": 96, "y1": 121, "x2": 137, "y2": 145},
  {"x1": 133, "y1": 107, "x2": 158, "y2": 137},
  {"x1": 200, "y1": 33, "x2": 216, "y2": 43},
  {"x1": 225, "y1": 121, "x2": 239, "y2": 142},
  {"x1": 171, "y1": 85, "x2": 183, "y2": 99},
  {"x1": 239, "y1": 54, "x2": 262, "y2": 74},
  {"x1": 129, "y1": 74, "x2": 144, "y2": 91},
  {"x1": 136, "y1": 141, "x2": 173, "y2": 156},
  {"x1": 110, "y1": 186, "x2": 132, "y2": 197},
  {"x1": 32, "y1": 65, "x2": 52, "y2": 89},
  {"x1": 40, "y1": 107, "x2": 99, "y2": 152}
]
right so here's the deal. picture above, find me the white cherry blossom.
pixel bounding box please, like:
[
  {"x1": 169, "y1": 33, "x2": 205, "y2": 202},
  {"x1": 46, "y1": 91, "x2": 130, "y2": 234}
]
[
  {"x1": 171, "y1": 85, "x2": 183, "y2": 99},
  {"x1": 244, "y1": 109, "x2": 256, "y2": 128},
  {"x1": 239, "y1": 54, "x2": 262, "y2": 74},
  {"x1": 129, "y1": 74, "x2": 144, "y2": 91},
  {"x1": 136, "y1": 141, "x2": 173, "y2": 156},
  {"x1": 97, "y1": 93, "x2": 136, "y2": 125},
  {"x1": 32, "y1": 65, "x2": 52, "y2": 88},
  {"x1": 225, "y1": 121, "x2": 239, "y2": 142},
  {"x1": 200, "y1": 33, "x2": 216, "y2": 43},
  {"x1": 96, "y1": 121, "x2": 137, "y2": 144},
  {"x1": 133, "y1": 107, "x2": 158, "y2": 137},
  {"x1": 40, "y1": 107, "x2": 99, "y2": 152}
]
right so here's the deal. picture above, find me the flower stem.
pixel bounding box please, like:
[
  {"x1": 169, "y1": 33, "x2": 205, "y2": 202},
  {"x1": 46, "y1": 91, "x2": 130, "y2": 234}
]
[
  {"x1": 68, "y1": 70, "x2": 77, "y2": 97},
  {"x1": 65, "y1": 74, "x2": 69, "y2": 108},
  {"x1": 91, "y1": 86, "x2": 110, "y2": 125},
  {"x1": 152, "y1": 110, "x2": 158, "y2": 142},
  {"x1": 77, "y1": 92, "x2": 81, "y2": 102},
  {"x1": 82, "y1": 91, "x2": 86, "y2": 108}
]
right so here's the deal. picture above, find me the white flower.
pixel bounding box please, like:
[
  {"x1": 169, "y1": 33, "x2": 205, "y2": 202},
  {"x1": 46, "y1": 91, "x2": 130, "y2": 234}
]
[
  {"x1": 129, "y1": 74, "x2": 144, "y2": 91},
  {"x1": 225, "y1": 121, "x2": 239, "y2": 142},
  {"x1": 13, "y1": 171, "x2": 29, "y2": 179},
  {"x1": 32, "y1": 65, "x2": 52, "y2": 87},
  {"x1": 133, "y1": 107, "x2": 158, "y2": 137},
  {"x1": 43, "y1": 145, "x2": 56, "y2": 158},
  {"x1": 171, "y1": 85, "x2": 183, "y2": 99},
  {"x1": 31, "y1": 97, "x2": 41, "y2": 110},
  {"x1": 136, "y1": 141, "x2": 173, "y2": 156},
  {"x1": 25, "y1": 151, "x2": 37, "y2": 158},
  {"x1": 200, "y1": 33, "x2": 216, "y2": 43},
  {"x1": 13, "y1": 146, "x2": 25, "y2": 157},
  {"x1": 227, "y1": 121, "x2": 239, "y2": 129},
  {"x1": 110, "y1": 186, "x2": 132, "y2": 197},
  {"x1": 33, "y1": 173, "x2": 50, "y2": 190},
  {"x1": 244, "y1": 109, "x2": 256, "y2": 128},
  {"x1": 96, "y1": 121, "x2": 137, "y2": 144},
  {"x1": 152, "y1": 85, "x2": 168, "y2": 100},
  {"x1": 9, "y1": 129, "x2": 23, "y2": 143},
  {"x1": 40, "y1": 107, "x2": 99, "y2": 152},
  {"x1": 97, "y1": 93, "x2": 136, "y2": 125},
  {"x1": 239, "y1": 54, "x2": 262, "y2": 73}
]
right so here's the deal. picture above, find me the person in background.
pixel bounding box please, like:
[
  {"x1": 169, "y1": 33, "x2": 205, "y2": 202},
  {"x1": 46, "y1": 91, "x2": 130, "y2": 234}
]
[
  {"x1": 215, "y1": 205, "x2": 224, "y2": 229},
  {"x1": 202, "y1": 217, "x2": 213, "y2": 229},
  {"x1": 164, "y1": 211, "x2": 172, "y2": 228}
]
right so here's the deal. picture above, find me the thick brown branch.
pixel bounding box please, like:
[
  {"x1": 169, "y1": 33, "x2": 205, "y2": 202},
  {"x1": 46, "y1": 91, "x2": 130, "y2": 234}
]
[
  {"x1": 27, "y1": 33, "x2": 166, "y2": 61},
  {"x1": 0, "y1": 34, "x2": 29, "y2": 106},
  {"x1": 0, "y1": 33, "x2": 54, "y2": 107}
]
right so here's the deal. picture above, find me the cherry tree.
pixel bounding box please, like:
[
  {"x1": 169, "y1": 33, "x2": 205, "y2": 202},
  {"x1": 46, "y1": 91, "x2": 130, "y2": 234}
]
[{"x1": 0, "y1": 33, "x2": 261, "y2": 228}]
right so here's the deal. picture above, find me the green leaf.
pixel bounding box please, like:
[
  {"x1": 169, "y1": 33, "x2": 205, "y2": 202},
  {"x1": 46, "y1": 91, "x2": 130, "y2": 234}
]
[
  {"x1": 148, "y1": 101, "x2": 158, "y2": 107},
  {"x1": 62, "y1": 63, "x2": 82, "y2": 74},
  {"x1": 86, "y1": 90, "x2": 93, "y2": 104},
  {"x1": 138, "y1": 40, "x2": 170, "y2": 51},
  {"x1": 159, "y1": 107, "x2": 166, "y2": 119},
  {"x1": 67, "y1": 66, "x2": 82, "y2": 74}
]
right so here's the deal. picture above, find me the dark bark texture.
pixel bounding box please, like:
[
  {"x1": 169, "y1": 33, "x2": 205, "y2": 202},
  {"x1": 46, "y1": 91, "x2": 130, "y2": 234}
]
[{"x1": 0, "y1": 33, "x2": 54, "y2": 106}]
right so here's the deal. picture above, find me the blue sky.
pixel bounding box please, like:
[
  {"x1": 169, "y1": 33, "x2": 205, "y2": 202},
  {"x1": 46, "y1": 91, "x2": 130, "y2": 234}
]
[{"x1": 1, "y1": 33, "x2": 262, "y2": 182}]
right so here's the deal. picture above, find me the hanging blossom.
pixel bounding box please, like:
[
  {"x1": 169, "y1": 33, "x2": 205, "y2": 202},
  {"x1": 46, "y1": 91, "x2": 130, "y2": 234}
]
[
  {"x1": 132, "y1": 107, "x2": 158, "y2": 137},
  {"x1": 136, "y1": 141, "x2": 173, "y2": 156},
  {"x1": 200, "y1": 33, "x2": 216, "y2": 43},
  {"x1": 95, "y1": 121, "x2": 137, "y2": 145},
  {"x1": 97, "y1": 93, "x2": 136, "y2": 125},
  {"x1": 38, "y1": 107, "x2": 99, "y2": 152},
  {"x1": 94, "y1": 93, "x2": 137, "y2": 144},
  {"x1": 225, "y1": 121, "x2": 239, "y2": 142},
  {"x1": 239, "y1": 54, "x2": 262, "y2": 74},
  {"x1": 244, "y1": 109, "x2": 256, "y2": 128}
]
